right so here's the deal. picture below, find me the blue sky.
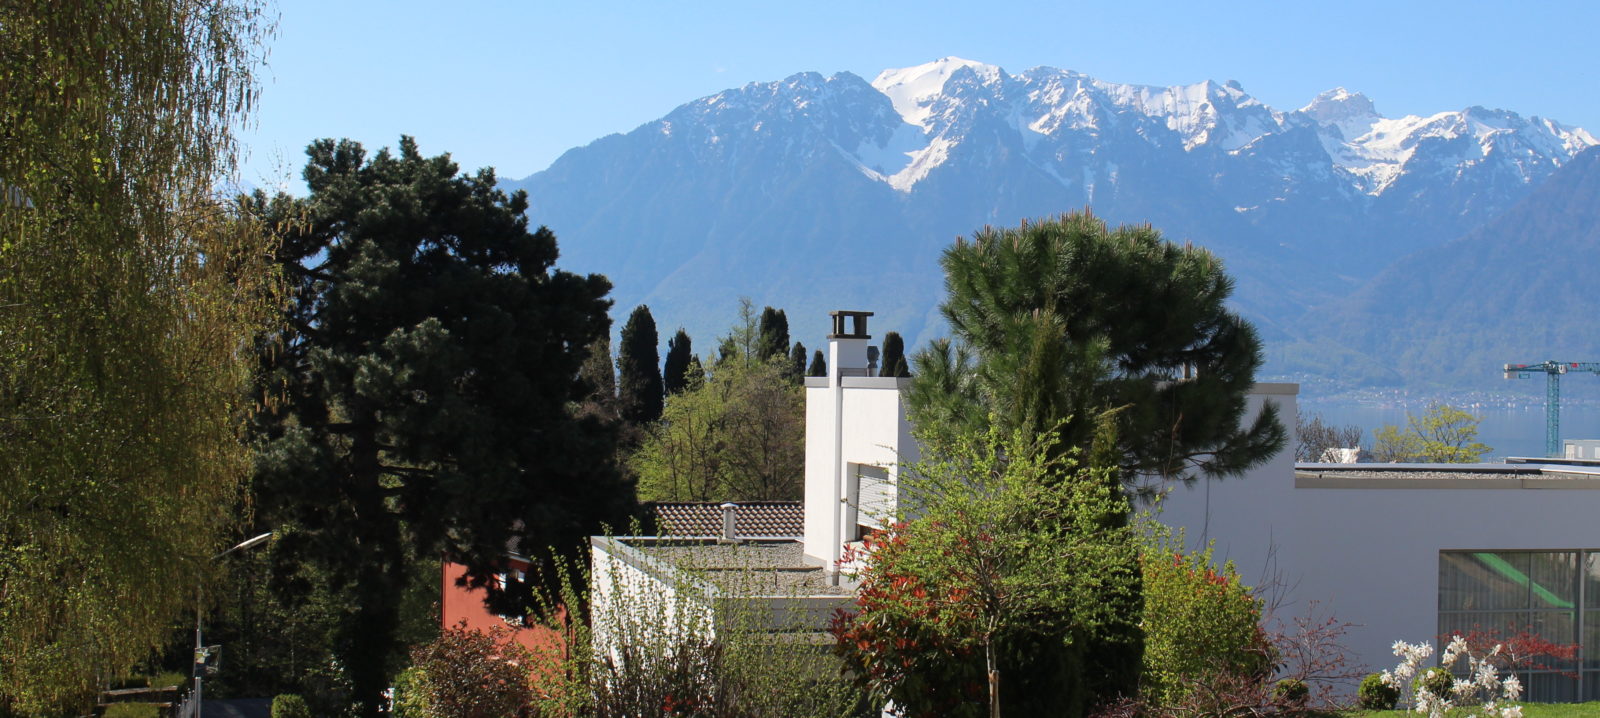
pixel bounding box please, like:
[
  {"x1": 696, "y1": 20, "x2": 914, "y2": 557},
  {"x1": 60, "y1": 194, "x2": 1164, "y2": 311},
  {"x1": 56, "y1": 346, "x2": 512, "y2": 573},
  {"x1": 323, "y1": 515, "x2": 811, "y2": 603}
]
[{"x1": 240, "y1": 0, "x2": 1599, "y2": 189}]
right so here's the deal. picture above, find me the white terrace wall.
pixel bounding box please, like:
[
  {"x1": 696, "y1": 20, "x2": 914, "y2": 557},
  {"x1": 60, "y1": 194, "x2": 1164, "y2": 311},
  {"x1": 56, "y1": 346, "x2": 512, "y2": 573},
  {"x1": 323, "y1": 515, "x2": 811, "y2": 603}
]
[{"x1": 1157, "y1": 384, "x2": 1600, "y2": 685}]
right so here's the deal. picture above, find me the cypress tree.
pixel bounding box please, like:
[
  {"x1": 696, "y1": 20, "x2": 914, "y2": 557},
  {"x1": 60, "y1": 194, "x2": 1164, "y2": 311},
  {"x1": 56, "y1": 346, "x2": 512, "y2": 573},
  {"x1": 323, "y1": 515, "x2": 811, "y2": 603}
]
[
  {"x1": 618, "y1": 305, "x2": 664, "y2": 424},
  {"x1": 758, "y1": 306, "x2": 789, "y2": 361},
  {"x1": 807, "y1": 349, "x2": 827, "y2": 377},
  {"x1": 663, "y1": 328, "x2": 693, "y2": 395},
  {"x1": 788, "y1": 341, "x2": 808, "y2": 381},
  {"x1": 880, "y1": 331, "x2": 910, "y2": 378}
]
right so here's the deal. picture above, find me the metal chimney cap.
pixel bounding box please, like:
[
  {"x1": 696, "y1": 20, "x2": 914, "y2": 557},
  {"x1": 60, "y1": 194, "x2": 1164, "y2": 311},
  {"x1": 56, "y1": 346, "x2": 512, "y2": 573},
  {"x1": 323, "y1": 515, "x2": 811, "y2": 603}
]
[{"x1": 827, "y1": 310, "x2": 874, "y2": 339}]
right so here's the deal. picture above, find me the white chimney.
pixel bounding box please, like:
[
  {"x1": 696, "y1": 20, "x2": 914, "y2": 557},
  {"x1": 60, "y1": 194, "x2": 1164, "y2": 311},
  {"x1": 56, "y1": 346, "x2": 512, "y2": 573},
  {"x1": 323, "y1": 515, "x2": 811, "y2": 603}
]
[
  {"x1": 720, "y1": 502, "x2": 738, "y2": 542},
  {"x1": 827, "y1": 311, "x2": 873, "y2": 380}
]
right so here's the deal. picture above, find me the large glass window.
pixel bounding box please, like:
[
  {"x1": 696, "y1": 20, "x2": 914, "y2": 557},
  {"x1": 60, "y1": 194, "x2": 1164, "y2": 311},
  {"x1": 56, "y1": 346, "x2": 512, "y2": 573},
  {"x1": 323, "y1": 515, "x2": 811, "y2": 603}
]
[{"x1": 1438, "y1": 550, "x2": 1593, "y2": 702}]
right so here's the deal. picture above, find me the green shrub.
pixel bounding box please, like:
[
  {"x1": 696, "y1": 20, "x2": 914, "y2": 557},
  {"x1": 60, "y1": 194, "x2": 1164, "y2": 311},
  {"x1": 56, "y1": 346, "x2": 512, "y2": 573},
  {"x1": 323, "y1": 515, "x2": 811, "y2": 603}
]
[
  {"x1": 1358, "y1": 672, "x2": 1400, "y2": 710},
  {"x1": 270, "y1": 693, "x2": 312, "y2": 718},
  {"x1": 1138, "y1": 524, "x2": 1268, "y2": 707},
  {"x1": 102, "y1": 705, "x2": 159, "y2": 718},
  {"x1": 1273, "y1": 678, "x2": 1308, "y2": 705},
  {"x1": 1415, "y1": 666, "x2": 1453, "y2": 700},
  {"x1": 390, "y1": 667, "x2": 430, "y2": 718}
]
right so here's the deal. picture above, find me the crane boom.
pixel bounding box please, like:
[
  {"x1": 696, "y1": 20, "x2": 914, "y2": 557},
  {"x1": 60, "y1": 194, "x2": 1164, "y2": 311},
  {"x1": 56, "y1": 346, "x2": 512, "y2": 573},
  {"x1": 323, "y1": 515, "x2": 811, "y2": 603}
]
[{"x1": 1502, "y1": 361, "x2": 1600, "y2": 457}]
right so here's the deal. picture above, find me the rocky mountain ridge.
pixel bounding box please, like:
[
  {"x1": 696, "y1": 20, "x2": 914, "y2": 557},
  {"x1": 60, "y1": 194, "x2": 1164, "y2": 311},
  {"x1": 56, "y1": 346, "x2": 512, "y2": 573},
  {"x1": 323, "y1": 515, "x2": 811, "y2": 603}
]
[{"x1": 507, "y1": 59, "x2": 1596, "y2": 391}]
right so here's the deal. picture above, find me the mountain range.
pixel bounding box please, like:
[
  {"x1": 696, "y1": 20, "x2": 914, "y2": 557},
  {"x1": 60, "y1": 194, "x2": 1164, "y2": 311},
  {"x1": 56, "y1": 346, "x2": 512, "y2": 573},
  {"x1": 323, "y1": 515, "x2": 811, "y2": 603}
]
[{"x1": 505, "y1": 58, "x2": 1598, "y2": 394}]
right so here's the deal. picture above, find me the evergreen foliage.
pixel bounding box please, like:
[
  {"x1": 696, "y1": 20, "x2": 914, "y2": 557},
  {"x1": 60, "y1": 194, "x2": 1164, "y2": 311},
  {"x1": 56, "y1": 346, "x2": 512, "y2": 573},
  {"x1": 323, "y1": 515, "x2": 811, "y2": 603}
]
[
  {"x1": 618, "y1": 305, "x2": 665, "y2": 424},
  {"x1": 663, "y1": 329, "x2": 694, "y2": 395},
  {"x1": 269, "y1": 694, "x2": 312, "y2": 718},
  {"x1": 577, "y1": 335, "x2": 619, "y2": 422},
  {"x1": 788, "y1": 342, "x2": 808, "y2": 381},
  {"x1": 881, "y1": 331, "x2": 911, "y2": 377},
  {"x1": 250, "y1": 137, "x2": 629, "y2": 716},
  {"x1": 808, "y1": 350, "x2": 828, "y2": 377},
  {"x1": 904, "y1": 211, "x2": 1286, "y2": 712},
  {"x1": 0, "y1": 1, "x2": 277, "y2": 711},
  {"x1": 758, "y1": 306, "x2": 790, "y2": 361},
  {"x1": 909, "y1": 211, "x2": 1286, "y2": 493}
]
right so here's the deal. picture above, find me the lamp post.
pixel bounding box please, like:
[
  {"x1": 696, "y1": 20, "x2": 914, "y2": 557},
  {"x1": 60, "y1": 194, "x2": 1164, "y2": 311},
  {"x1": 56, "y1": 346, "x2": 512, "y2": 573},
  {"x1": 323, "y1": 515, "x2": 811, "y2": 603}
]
[{"x1": 194, "y1": 531, "x2": 272, "y2": 718}]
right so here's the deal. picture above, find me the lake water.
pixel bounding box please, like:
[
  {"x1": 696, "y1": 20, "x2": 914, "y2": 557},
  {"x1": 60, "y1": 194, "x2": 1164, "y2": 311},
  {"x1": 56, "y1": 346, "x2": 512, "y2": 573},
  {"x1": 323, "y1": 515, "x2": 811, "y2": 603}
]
[{"x1": 1299, "y1": 401, "x2": 1600, "y2": 460}]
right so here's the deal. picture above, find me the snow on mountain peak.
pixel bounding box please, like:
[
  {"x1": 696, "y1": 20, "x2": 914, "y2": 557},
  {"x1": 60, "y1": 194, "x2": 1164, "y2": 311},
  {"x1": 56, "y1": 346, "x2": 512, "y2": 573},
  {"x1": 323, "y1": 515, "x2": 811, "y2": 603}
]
[
  {"x1": 872, "y1": 57, "x2": 1002, "y2": 128},
  {"x1": 1302, "y1": 88, "x2": 1381, "y2": 139}
]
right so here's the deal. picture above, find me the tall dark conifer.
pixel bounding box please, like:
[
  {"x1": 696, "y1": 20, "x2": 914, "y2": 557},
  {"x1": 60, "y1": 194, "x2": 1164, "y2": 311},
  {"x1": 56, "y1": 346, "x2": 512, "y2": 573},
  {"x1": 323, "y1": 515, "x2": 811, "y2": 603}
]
[
  {"x1": 663, "y1": 328, "x2": 693, "y2": 395},
  {"x1": 788, "y1": 342, "x2": 807, "y2": 381},
  {"x1": 251, "y1": 137, "x2": 627, "y2": 716},
  {"x1": 618, "y1": 305, "x2": 664, "y2": 424},
  {"x1": 757, "y1": 306, "x2": 789, "y2": 362},
  {"x1": 807, "y1": 349, "x2": 827, "y2": 377},
  {"x1": 880, "y1": 331, "x2": 910, "y2": 377}
]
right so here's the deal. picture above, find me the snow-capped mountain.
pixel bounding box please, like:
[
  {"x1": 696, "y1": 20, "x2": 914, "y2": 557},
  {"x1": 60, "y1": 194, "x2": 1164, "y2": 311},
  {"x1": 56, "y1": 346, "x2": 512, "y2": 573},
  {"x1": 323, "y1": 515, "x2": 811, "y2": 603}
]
[{"x1": 507, "y1": 59, "x2": 1595, "y2": 389}]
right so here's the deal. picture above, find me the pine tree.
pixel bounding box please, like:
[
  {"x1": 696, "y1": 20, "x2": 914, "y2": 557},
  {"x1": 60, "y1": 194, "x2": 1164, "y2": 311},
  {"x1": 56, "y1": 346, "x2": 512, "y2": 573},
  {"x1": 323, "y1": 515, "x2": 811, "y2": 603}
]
[
  {"x1": 663, "y1": 328, "x2": 693, "y2": 395},
  {"x1": 251, "y1": 137, "x2": 627, "y2": 716},
  {"x1": 788, "y1": 341, "x2": 808, "y2": 381},
  {"x1": 808, "y1": 350, "x2": 827, "y2": 377},
  {"x1": 758, "y1": 306, "x2": 790, "y2": 361},
  {"x1": 906, "y1": 211, "x2": 1286, "y2": 713},
  {"x1": 618, "y1": 305, "x2": 665, "y2": 424},
  {"x1": 910, "y1": 211, "x2": 1285, "y2": 490},
  {"x1": 880, "y1": 331, "x2": 910, "y2": 378}
]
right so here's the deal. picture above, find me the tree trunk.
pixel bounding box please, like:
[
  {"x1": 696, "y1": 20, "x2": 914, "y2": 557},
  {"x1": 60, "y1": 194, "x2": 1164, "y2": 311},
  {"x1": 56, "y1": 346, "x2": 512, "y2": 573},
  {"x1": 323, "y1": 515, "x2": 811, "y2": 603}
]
[{"x1": 986, "y1": 637, "x2": 1001, "y2": 718}]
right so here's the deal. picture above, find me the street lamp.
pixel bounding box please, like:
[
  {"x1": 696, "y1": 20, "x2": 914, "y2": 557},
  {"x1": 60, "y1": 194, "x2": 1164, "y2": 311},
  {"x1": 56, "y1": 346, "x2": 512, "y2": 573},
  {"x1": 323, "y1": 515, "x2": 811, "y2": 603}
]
[{"x1": 194, "y1": 531, "x2": 272, "y2": 718}]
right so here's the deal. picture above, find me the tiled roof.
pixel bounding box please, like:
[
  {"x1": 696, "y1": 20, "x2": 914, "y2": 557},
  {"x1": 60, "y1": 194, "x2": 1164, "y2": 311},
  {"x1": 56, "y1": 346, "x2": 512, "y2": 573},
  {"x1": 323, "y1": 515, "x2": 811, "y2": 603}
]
[{"x1": 649, "y1": 501, "x2": 803, "y2": 538}]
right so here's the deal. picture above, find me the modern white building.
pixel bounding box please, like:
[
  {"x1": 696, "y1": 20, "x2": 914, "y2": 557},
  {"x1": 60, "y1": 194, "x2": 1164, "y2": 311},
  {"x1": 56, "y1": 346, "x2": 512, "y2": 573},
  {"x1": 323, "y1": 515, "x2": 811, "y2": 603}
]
[{"x1": 594, "y1": 309, "x2": 1600, "y2": 702}]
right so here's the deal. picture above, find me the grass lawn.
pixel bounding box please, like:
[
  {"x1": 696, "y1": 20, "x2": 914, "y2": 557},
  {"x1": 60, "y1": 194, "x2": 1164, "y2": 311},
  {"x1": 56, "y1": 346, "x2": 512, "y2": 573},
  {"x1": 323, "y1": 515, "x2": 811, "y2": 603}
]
[{"x1": 1347, "y1": 703, "x2": 1600, "y2": 717}]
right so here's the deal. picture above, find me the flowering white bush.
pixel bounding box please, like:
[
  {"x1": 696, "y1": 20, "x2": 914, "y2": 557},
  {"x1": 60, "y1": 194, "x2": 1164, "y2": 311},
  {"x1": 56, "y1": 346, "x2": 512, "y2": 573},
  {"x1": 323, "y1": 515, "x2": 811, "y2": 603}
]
[{"x1": 1382, "y1": 637, "x2": 1523, "y2": 718}]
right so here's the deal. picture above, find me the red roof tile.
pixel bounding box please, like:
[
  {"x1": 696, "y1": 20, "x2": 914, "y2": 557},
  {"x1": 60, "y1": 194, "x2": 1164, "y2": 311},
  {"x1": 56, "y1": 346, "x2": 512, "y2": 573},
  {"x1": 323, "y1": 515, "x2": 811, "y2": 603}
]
[{"x1": 649, "y1": 501, "x2": 803, "y2": 538}]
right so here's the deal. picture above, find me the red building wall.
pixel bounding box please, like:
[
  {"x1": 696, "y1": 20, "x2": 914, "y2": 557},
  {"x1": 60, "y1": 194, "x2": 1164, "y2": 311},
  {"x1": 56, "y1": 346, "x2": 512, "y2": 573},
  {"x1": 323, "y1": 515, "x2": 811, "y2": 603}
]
[{"x1": 439, "y1": 559, "x2": 564, "y2": 657}]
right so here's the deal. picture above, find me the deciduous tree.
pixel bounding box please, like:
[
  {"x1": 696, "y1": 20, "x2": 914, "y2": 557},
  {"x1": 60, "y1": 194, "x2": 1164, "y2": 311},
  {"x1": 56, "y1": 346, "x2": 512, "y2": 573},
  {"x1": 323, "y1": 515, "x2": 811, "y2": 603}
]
[
  {"x1": 832, "y1": 423, "x2": 1137, "y2": 718},
  {"x1": 1370, "y1": 403, "x2": 1491, "y2": 463},
  {"x1": 1295, "y1": 411, "x2": 1365, "y2": 462},
  {"x1": 631, "y1": 356, "x2": 804, "y2": 503},
  {"x1": 251, "y1": 137, "x2": 628, "y2": 715},
  {"x1": 0, "y1": 1, "x2": 277, "y2": 711}
]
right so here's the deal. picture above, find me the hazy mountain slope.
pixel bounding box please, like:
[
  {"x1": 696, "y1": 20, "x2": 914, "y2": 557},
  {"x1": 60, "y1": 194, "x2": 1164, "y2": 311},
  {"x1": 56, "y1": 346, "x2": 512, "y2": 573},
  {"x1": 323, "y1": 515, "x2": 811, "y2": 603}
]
[
  {"x1": 508, "y1": 58, "x2": 1594, "y2": 362},
  {"x1": 1284, "y1": 146, "x2": 1600, "y2": 389}
]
